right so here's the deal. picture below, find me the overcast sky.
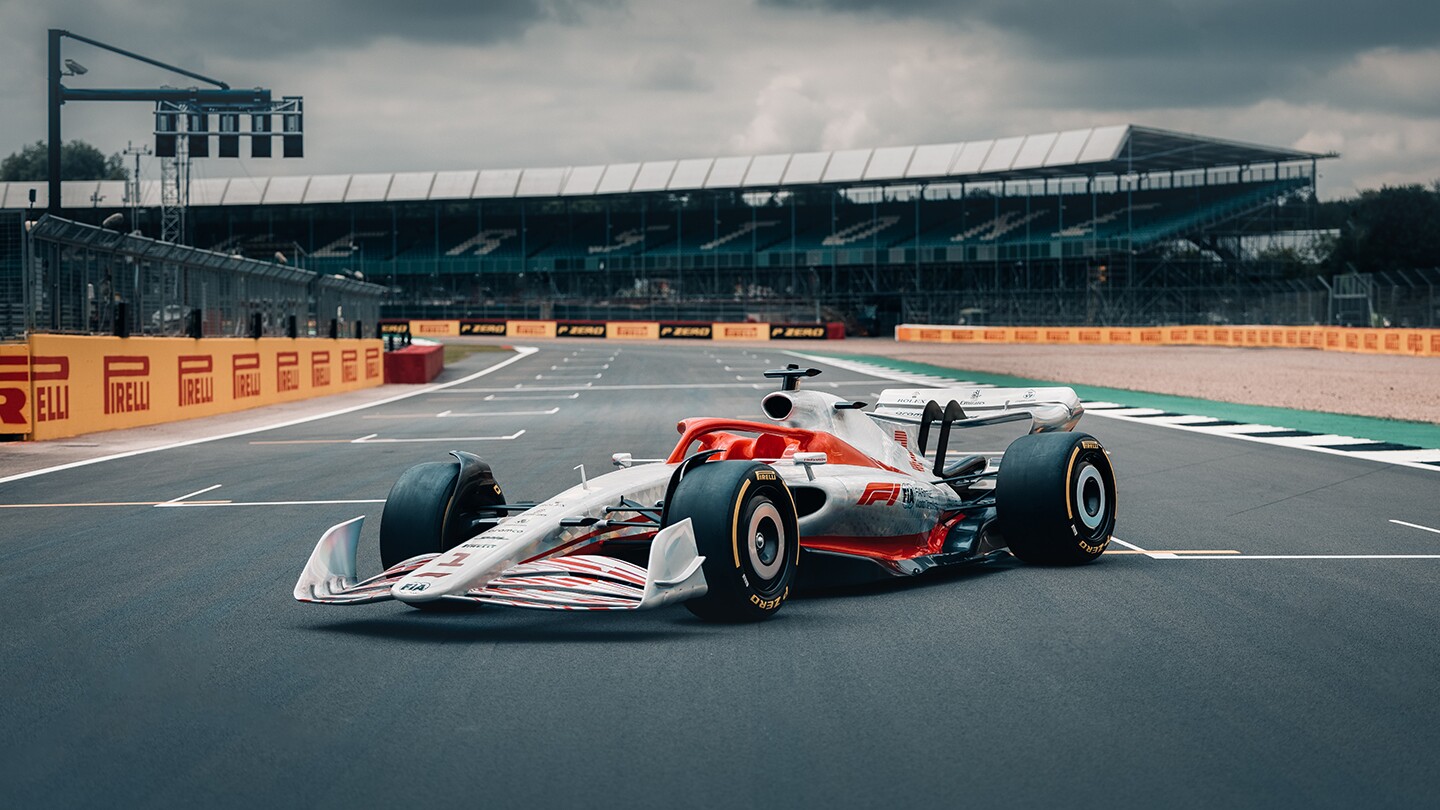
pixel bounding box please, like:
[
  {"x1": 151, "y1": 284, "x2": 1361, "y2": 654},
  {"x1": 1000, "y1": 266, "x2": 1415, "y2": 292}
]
[{"x1": 3, "y1": 0, "x2": 1438, "y2": 199}]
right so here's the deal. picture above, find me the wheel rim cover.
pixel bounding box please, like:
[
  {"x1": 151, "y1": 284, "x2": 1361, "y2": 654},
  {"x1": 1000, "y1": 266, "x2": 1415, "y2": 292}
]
[
  {"x1": 747, "y1": 501, "x2": 785, "y2": 580},
  {"x1": 1075, "y1": 463, "x2": 1107, "y2": 531}
]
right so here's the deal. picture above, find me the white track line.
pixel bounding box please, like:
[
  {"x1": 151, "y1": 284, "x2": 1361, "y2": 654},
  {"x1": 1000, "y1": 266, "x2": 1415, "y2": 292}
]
[
  {"x1": 454, "y1": 381, "x2": 875, "y2": 393},
  {"x1": 156, "y1": 484, "x2": 223, "y2": 506},
  {"x1": 1391, "y1": 519, "x2": 1440, "y2": 536},
  {"x1": 361, "y1": 408, "x2": 559, "y2": 418},
  {"x1": 351, "y1": 430, "x2": 526, "y2": 444},
  {"x1": 1108, "y1": 535, "x2": 1177, "y2": 559},
  {"x1": 1164, "y1": 554, "x2": 1440, "y2": 560},
  {"x1": 164, "y1": 498, "x2": 386, "y2": 508},
  {"x1": 477, "y1": 392, "x2": 581, "y2": 401},
  {"x1": 0, "y1": 347, "x2": 539, "y2": 485}
]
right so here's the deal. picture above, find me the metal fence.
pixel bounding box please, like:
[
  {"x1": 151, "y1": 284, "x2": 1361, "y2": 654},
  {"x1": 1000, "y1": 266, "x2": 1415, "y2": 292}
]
[
  {"x1": 3, "y1": 215, "x2": 388, "y2": 339},
  {"x1": 0, "y1": 211, "x2": 22, "y2": 338},
  {"x1": 385, "y1": 268, "x2": 1439, "y2": 336}
]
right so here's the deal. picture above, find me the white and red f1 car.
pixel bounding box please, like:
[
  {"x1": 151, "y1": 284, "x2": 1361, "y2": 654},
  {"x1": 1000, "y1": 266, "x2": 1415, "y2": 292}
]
[{"x1": 294, "y1": 366, "x2": 1117, "y2": 621}]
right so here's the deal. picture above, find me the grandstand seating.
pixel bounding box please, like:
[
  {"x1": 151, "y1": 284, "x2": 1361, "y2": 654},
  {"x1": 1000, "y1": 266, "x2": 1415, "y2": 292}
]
[{"x1": 188, "y1": 177, "x2": 1307, "y2": 275}]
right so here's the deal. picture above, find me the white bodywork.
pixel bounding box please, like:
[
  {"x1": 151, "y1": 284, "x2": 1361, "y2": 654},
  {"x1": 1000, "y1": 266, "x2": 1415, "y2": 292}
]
[{"x1": 294, "y1": 383, "x2": 1083, "y2": 611}]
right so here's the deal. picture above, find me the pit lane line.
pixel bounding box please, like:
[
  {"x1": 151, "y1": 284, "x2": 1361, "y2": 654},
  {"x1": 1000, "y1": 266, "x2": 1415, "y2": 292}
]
[{"x1": 0, "y1": 347, "x2": 541, "y2": 486}]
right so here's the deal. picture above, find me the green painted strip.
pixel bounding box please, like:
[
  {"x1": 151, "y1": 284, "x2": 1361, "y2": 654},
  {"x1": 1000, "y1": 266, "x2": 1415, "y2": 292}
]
[{"x1": 811, "y1": 351, "x2": 1440, "y2": 449}]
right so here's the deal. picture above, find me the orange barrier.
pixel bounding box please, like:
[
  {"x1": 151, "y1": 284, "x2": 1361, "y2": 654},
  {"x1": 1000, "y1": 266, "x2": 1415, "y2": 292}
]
[
  {"x1": 390, "y1": 319, "x2": 845, "y2": 342},
  {"x1": 607, "y1": 322, "x2": 660, "y2": 340},
  {"x1": 712, "y1": 322, "x2": 769, "y2": 341},
  {"x1": 1, "y1": 335, "x2": 383, "y2": 441},
  {"x1": 0, "y1": 343, "x2": 35, "y2": 435},
  {"x1": 410, "y1": 320, "x2": 462, "y2": 338},
  {"x1": 895, "y1": 323, "x2": 1440, "y2": 358}
]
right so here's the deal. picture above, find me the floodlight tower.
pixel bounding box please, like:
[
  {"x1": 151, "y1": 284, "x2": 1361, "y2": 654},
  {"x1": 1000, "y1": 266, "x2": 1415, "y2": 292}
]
[{"x1": 46, "y1": 29, "x2": 303, "y2": 241}]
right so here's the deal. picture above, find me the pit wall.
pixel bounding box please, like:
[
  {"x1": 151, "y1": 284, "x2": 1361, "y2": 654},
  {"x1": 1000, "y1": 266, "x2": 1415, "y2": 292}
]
[
  {"x1": 385, "y1": 320, "x2": 844, "y2": 341},
  {"x1": 0, "y1": 335, "x2": 384, "y2": 441},
  {"x1": 894, "y1": 324, "x2": 1440, "y2": 357}
]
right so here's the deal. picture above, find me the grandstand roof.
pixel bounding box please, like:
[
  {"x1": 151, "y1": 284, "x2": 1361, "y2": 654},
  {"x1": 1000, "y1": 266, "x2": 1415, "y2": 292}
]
[{"x1": 2, "y1": 124, "x2": 1329, "y2": 210}]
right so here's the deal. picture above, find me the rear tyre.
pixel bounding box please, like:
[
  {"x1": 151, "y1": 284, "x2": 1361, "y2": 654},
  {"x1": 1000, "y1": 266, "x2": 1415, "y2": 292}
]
[
  {"x1": 996, "y1": 432, "x2": 1116, "y2": 565},
  {"x1": 665, "y1": 461, "x2": 799, "y2": 622}
]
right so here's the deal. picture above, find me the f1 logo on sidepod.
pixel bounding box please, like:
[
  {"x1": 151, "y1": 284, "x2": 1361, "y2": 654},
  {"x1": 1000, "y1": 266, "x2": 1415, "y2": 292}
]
[{"x1": 858, "y1": 482, "x2": 916, "y2": 508}]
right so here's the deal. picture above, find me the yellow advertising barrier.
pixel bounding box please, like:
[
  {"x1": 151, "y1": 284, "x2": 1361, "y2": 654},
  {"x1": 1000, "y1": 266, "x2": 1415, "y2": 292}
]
[
  {"x1": 3, "y1": 335, "x2": 382, "y2": 441},
  {"x1": 712, "y1": 322, "x2": 769, "y2": 341},
  {"x1": 506, "y1": 320, "x2": 558, "y2": 339},
  {"x1": 606, "y1": 322, "x2": 661, "y2": 340},
  {"x1": 0, "y1": 343, "x2": 35, "y2": 435},
  {"x1": 410, "y1": 320, "x2": 461, "y2": 338},
  {"x1": 894, "y1": 323, "x2": 1440, "y2": 359}
]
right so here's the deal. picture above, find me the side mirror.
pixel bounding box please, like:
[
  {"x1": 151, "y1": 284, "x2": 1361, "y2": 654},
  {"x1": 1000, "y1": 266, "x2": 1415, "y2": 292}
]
[{"x1": 793, "y1": 452, "x2": 828, "y2": 480}]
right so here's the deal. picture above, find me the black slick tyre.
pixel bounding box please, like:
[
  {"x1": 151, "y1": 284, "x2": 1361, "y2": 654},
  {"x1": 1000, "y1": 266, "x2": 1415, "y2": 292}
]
[
  {"x1": 665, "y1": 460, "x2": 799, "y2": 622},
  {"x1": 379, "y1": 461, "x2": 462, "y2": 569},
  {"x1": 995, "y1": 431, "x2": 1116, "y2": 565}
]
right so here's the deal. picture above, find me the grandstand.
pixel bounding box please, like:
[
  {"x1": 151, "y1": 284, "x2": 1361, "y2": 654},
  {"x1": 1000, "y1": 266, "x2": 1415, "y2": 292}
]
[{"x1": 2, "y1": 124, "x2": 1331, "y2": 332}]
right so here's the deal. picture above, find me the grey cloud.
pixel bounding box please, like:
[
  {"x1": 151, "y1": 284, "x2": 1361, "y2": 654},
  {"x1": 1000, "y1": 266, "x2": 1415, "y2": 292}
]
[
  {"x1": 762, "y1": 0, "x2": 1440, "y2": 60},
  {"x1": 631, "y1": 53, "x2": 713, "y2": 92},
  {"x1": 25, "y1": 0, "x2": 615, "y2": 59}
]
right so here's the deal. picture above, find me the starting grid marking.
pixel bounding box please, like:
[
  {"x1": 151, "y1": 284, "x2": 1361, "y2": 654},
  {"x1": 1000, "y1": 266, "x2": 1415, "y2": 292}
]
[
  {"x1": 0, "y1": 482, "x2": 386, "y2": 510},
  {"x1": 1109, "y1": 532, "x2": 1440, "y2": 561},
  {"x1": 8, "y1": 469, "x2": 1440, "y2": 559},
  {"x1": 793, "y1": 352, "x2": 1440, "y2": 474},
  {"x1": 257, "y1": 344, "x2": 602, "y2": 443},
  {"x1": 251, "y1": 430, "x2": 526, "y2": 446}
]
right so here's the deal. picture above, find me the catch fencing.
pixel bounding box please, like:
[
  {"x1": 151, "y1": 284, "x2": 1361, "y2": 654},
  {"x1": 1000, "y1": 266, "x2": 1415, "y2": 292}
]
[{"x1": 2, "y1": 215, "x2": 387, "y2": 340}]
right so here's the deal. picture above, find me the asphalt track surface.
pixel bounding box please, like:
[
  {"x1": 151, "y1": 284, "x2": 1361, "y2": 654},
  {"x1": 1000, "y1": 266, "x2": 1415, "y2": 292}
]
[{"x1": 3, "y1": 343, "x2": 1439, "y2": 809}]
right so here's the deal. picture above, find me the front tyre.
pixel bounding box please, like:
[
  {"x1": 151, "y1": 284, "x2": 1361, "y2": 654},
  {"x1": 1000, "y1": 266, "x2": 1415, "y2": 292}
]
[
  {"x1": 665, "y1": 461, "x2": 799, "y2": 622},
  {"x1": 379, "y1": 461, "x2": 462, "y2": 569},
  {"x1": 379, "y1": 453, "x2": 506, "y2": 572},
  {"x1": 996, "y1": 432, "x2": 1116, "y2": 565}
]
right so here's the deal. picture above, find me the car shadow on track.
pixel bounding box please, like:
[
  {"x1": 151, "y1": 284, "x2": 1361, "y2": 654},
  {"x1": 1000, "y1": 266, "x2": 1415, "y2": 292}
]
[
  {"x1": 298, "y1": 610, "x2": 724, "y2": 645},
  {"x1": 797, "y1": 554, "x2": 1026, "y2": 601}
]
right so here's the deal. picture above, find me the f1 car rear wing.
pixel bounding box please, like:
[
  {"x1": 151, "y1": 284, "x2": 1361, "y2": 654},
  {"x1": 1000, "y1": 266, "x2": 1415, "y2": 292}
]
[{"x1": 871, "y1": 386, "x2": 1084, "y2": 434}]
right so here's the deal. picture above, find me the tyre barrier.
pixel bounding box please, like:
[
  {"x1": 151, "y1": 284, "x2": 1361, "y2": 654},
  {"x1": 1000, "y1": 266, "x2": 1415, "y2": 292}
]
[{"x1": 895, "y1": 324, "x2": 1440, "y2": 358}]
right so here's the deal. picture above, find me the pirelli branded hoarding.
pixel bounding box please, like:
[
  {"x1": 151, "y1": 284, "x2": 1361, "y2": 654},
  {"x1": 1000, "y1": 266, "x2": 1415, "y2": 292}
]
[
  {"x1": 893, "y1": 323, "x2": 1440, "y2": 357},
  {"x1": 0, "y1": 343, "x2": 37, "y2": 435},
  {"x1": 555, "y1": 321, "x2": 608, "y2": 339},
  {"x1": 459, "y1": 320, "x2": 507, "y2": 336},
  {"x1": 409, "y1": 320, "x2": 461, "y2": 338},
  {"x1": 711, "y1": 322, "x2": 769, "y2": 342},
  {"x1": 606, "y1": 322, "x2": 660, "y2": 340},
  {"x1": 769, "y1": 323, "x2": 828, "y2": 340},
  {"x1": 379, "y1": 321, "x2": 411, "y2": 335},
  {"x1": 506, "y1": 320, "x2": 558, "y2": 339},
  {"x1": 658, "y1": 323, "x2": 713, "y2": 340},
  {"x1": 3, "y1": 336, "x2": 383, "y2": 441}
]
